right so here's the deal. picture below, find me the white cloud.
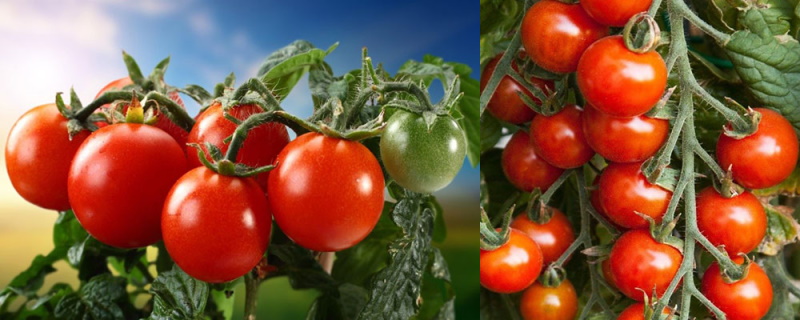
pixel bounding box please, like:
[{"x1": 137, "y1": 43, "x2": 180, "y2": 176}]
[
  {"x1": 102, "y1": 0, "x2": 193, "y2": 15},
  {"x1": 188, "y1": 10, "x2": 216, "y2": 35}
]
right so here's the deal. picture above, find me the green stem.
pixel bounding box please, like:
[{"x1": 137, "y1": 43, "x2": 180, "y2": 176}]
[
  {"x1": 379, "y1": 82, "x2": 435, "y2": 112},
  {"x1": 142, "y1": 91, "x2": 195, "y2": 132},
  {"x1": 73, "y1": 91, "x2": 143, "y2": 121},
  {"x1": 668, "y1": 0, "x2": 731, "y2": 44},
  {"x1": 244, "y1": 272, "x2": 262, "y2": 320},
  {"x1": 480, "y1": 30, "x2": 522, "y2": 116}
]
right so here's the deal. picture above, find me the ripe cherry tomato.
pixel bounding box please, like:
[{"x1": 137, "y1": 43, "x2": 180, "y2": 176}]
[
  {"x1": 601, "y1": 259, "x2": 617, "y2": 290},
  {"x1": 480, "y1": 54, "x2": 554, "y2": 124},
  {"x1": 95, "y1": 77, "x2": 190, "y2": 146},
  {"x1": 187, "y1": 103, "x2": 289, "y2": 190},
  {"x1": 580, "y1": 0, "x2": 653, "y2": 27},
  {"x1": 502, "y1": 131, "x2": 565, "y2": 192},
  {"x1": 511, "y1": 208, "x2": 575, "y2": 265},
  {"x1": 609, "y1": 229, "x2": 682, "y2": 301},
  {"x1": 519, "y1": 279, "x2": 578, "y2": 320},
  {"x1": 530, "y1": 105, "x2": 594, "y2": 169},
  {"x1": 717, "y1": 108, "x2": 799, "y2": 189},
  {"x1": 617, "y1": 303, "x2": 672, "y2": 320},
  {"x1": 696, "y1": 187, "x2": 766, "y2": 256},
  {"x1": 6, "y1": 104, "x2": 90, "y2": 211},
  {"x1": 582, "y1": 104, "x2": 669, "y2": 163},
  {"x1": 268, "y1": 133, "x2": 384, "y2": 252},
  {"x1": 577, "y1": 36, "x2": 667, "y2": 117},
  {"x1": 162, "y1": 167, "x2": 271, "y2": 283},
  {"x1": 380, "y1": 110, "x2": 466, "y2": 194},
  {"x1": 590, "y1": 174, "x2": 622, "y2": 230},
  {"x1": 68, "y1": 123, "x2": 187, "y2": 248},
  {"x1": 701, "y1": 258, "x2": 773, "y2": 320},
  {"x1": 598, "y1": 162, "x2": 672, "y2": 229},
  {"x1": 480, "y1": 228, "x2": 543, "y2": 293},
  {"x1": 521, "y1": 0, "x2": 608, "y2": 73}
]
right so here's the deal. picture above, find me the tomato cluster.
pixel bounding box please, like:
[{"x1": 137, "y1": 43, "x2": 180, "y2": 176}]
[{"x1": 7, "y1": 74, "x2": 466, "y2": 284}]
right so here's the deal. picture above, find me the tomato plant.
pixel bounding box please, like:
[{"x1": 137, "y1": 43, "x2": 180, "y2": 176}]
[
  {"x1": 2, "y1": 40, "x2": 478, "y2": 320},
  {"x1": 162, "y1": 167, "x2": 271, "y2": 283},
  {"x1": 520, "y1": 0, "x2": 608, "y2": 73},
  {"x1": 482, "y1": 0, "x2": 800, "y2": 317},
  {"x1": 380, "y1": 110, "x2": 466, "y2": 193},
  {"x1": 5, "y1": 104, "x2": 90, "y2": 211},
  {"x1": 480, "y1": 54, "x2": 553, "y2": 124},
  {"x1": 187, "y1": 102, "x2": 289, "y2": 190},
  {"x1": 68, "y1": 122, "x2": 187, "y2": 248},
  {"x1": 530, "y1": 105, "x2": 594, "y2": 169},
  {"x1": 577, "y1": 36, "x2": 667, "y2": 117},
  {"x1": 480, "y1": 228, "x2": 543, "y2": 294},
  {"x1": 519, "y1": 279, "x2": 577, "y2": 320}
]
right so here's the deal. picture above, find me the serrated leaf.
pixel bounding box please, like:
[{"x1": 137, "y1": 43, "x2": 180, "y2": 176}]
[
  {"x1": 268, "y1": 242, "x2": 337, "y2": 291},
  {"x1": 415, "y1": 249, "x2": 455, "y2": 320},
  {"x1": 257, "y1": 40, "x2": 337, "y2": 101},
  {"x1": 148, "y1": 267, "x2": 209, "y2": 319},
  {"x1": 306, "y1": 283, "x2": 369, "y2": 320},
  {"x1": 357, "y1": 200, "x2": 434, "y2": 320},
  {"x1": 725, "y1": 15, "x2": 800, "y2": 132},
  {"x1": 757, "y1": 204, "x2": 800, "y2": 255},
  {"x1": 54, "y1": 275, "x2": 127, "y2": 320},
  {"x1": 426, "y1": 198, "x2": 447, "y2": 244},
  {"x1": 737, "y1": 1, "x2": 796, "y2": 36}
]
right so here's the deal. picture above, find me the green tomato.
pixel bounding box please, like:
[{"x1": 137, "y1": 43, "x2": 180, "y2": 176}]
[{"x1": 380, "y1": 110, "x2": 466, "y2": 193}]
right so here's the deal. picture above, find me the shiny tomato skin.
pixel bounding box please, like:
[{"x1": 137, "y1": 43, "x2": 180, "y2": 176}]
[
  {"x1": 717, "y1": 108, "x2": 799, "y2": 189},
  {"x1": 162, "y1": 167, "x2": 271, "y2": 283},
  {"x1": 580, "y1": 0, "x2": 653, "y2": 27},
  {"x1": 68, "y1": 123, "x2": 187, "y2": 248},
  {"x1": 5, "y1": 104, "x2": 90, "y2": 211},
  {"x1": 609, "y1": 229, "x2": 682, "y2": 301},
  {"x1": 521, "y1": 0, "x2": 609, "y2": 73},
  {"x1": 617, "y1": 303, "x2": 672, "y2": 320},
  {"x1": 519, "y1": 279, "x2": 578, "y2": 320},
  {"x1": 502, "y1": 131, "x2": 565, "y2": 192},
  {"x1": 480, "y1": 54, "x2": 554, "y2": 124},
  {"x1": 598, "y1": 162, "x2": 672, "y2": 229},
  {"x1": 582, "y1": 104, "x2": 669, "y2": 163},
  {"x1": 511, "y1": 208, "x2": 575, "y2": 265},
  {"x1": 577, "y1": 36, "x2": 667, "y2": 117},
  {"x1": 95, "y1": 77, "x2": 189, "y2": 146},
  {"x1": 530, "y1": 105, "x2": 594, "y2": 168},
  {"x1": 696, "y1": 187, "x2": 766, "y2": 256},
  {"x1": 601, "y1": 259, "x2": 617, "y2": 290},
  {"x1": 268, "y1": 133, "x2": 384, "y2": 252},
  {"x1": 480, "y1": 228, "x2": 543, "y2": 293},
  {"x1": 187, "y1": 103, "x2": 289, "y2": 190},
  {"x1": 701, "y1": 258, "x2": 773, "y2": 320}
]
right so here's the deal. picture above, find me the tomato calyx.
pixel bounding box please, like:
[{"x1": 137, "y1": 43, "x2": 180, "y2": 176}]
[
  {"x1": 721, "y1": 101, "x2": 761, "y2": 139},
  {"x1": 622, "y1": 13, "x2": 662, "y2": 53},
  {"x1": 645, "y1": 86, "x2": 678, "y2": 120},
  {"x1": 715, "y1": 169, "x2": 745, "y2": 198},
  {"x1": 719, "y1": 255, "x2": 753, "y2": 284},
  {"x1": 480, "y1": 206, "x2": 515, "y2": 251},
  {"x1": 643, "y1": 213, "x2": 684, "y2": 251},
  {"x1": 539, "y1": 265, "x2": 567, "y2": 288}
]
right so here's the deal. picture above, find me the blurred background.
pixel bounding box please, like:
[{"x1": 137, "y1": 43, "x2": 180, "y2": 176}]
[{"x1": 0, "y1": 0, "x2": 478, "y2": 318}]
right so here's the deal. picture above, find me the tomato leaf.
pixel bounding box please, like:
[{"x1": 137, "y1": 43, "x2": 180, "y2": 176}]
[
  {"x1": 257, "y1": 40, "x2": 338, "y2": 101},
  {"x1": 416, "y1": 249, "x2": 455, "y2": 320},
  {"x1": 306, "y1": 283, "x2": 369, "y2": 320},
  {"x1": 308, "y1": 63, "x2": 359, "y2": 110},
  {"x1": 148, "y1": 267, "x2": 209, "y2": 320},
  {"x1": 54, "y1": 274, "x2": 127, "y2": 320},
  {"x1": 357, "y1": 199, "x2": 434, "y2": 320},
  {"x1": 757, "y1": 204, "x2": 800, "y2": 256},
  {"x1": 725, "y1": 6, "x2": 800, "y2": 132}
]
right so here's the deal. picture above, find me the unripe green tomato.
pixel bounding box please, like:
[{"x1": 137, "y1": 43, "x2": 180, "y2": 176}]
[{"x1": 380, "y1": 110, "x2": 466, "y2": 193}]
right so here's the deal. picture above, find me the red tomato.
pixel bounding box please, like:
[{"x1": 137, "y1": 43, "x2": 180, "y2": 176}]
[
  {"x1": 162, "y1": 167, "x2": 271, "y2": 283},
  {"x1": 601, "y1": 259, "x2": 617, "y2": 290},
  {"x1": 598, "y1": 162, "x2": 672, "y2": 229},
  {"x1": 5, "y1": 104, "x2": 90, "y2": 211},
  {"x1": 591, "y1": 174, "x2": 622, "y2": 230},
  {"x1": 480, "y1": 54, "x2": 553, "y2": 124},
  {"x1": 187, "y1": 103, "x2": 289, "y2": 190},
  {"x1": 697, "y1": 187, "x2": 766, "y2": 256},
  {"x1": 530, "y1": 105, "x2": 594, "y2": 168},
  {"x1": 582, "y1": 104, "x2": 669, "y2": 163},
  {"x1": 501, "y1": 131, "x2": 565, "y2": 192},
  {"x1": 68, "y1": 123, "x2": 187, "y2": 248},
  {"x1": 609, "y1": 229, "x2": 682, "y2": 301},
  {"x1": 577, "y1": 36, "x2": 667, "y2": 117},
  {"x1": 521, "y1": 0, "x2": 608, "y2": 73},
  {"x1": 480, "y1": 228, "x2": 543, "y2": 293},
  {"x1": 268, "y1": 133, "x2": 384, "y2": 252},
  {"x1": 717, "y1": 108, "x2": 799, "y2": 189},
  {"x1": 95, "y1": 77, "x2": 190, "y2": 146},
  {"x1": 701, "y1": 258, "x2": 773, "y2": 320},
  {"x1": 520, "y1": 279, "x2": 578, "y2": 320},
  {"x1": 510, "y1": 208, "x2": 575, "y2": 265},
  {"x1": 617, "y1": 303, "x2": 672, "y2": 320},
  {"x1": 580, "y1": 0, "x2": 653, "y2": 27}
]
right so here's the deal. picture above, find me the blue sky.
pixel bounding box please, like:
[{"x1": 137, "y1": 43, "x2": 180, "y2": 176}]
[{"x1": 0, "y1": 0, "x2": 478, "y2": 198}]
